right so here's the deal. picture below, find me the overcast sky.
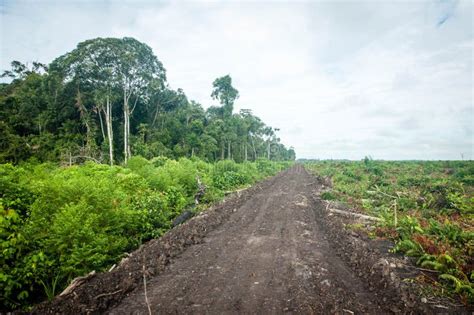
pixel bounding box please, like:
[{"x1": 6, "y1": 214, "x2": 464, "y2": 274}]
[{"x1": 1, "y1": 0, "x2": 472, "y2": 160}]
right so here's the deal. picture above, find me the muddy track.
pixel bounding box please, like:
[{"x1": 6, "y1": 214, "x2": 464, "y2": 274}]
[{"x1": 35, "y1": 165, "x2": 468, "y2": 314}]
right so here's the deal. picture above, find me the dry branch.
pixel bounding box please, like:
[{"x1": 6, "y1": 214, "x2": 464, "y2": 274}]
[
  {"x1": 328, "y1": 208, "x2": 382, "y2": 222},
  {"x1": 224, "y1": 187, "x2": 248, "y2": 196},
  {"x1": 59, "y1": 271, "x2": 96, "y2": 296},
  {"x1": 143, "y1": 265, "x2": 152, "y2": 315},
  {"x1": 94, "y1": 289, "x2": 122, "y2": 300}
]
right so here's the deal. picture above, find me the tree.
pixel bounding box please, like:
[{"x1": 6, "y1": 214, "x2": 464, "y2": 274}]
[
  {"x1": 1, "y1": 61, "x2": 48, "y2": 81},
  {"x1": 239, "y1": 109, "x2": 253, "y2": 161},
  {"x1": 50, "y1": 37, "x2": 166, "y2": 164},
  {"x1": 239, "y1": 110, "x2": 265, "y2": 161},
  {"x1": 211, "y1": 75, "x2": 239, "y2": 118},
  {"x1": 115, "y1": 38, "x2": 166, "y2": 163},
  {"x1": 50, "y1": 38, "x2": 117, "y2": 163},
  {"x1": 1, "y1": 39, "x2": 296, "y2": 165}
]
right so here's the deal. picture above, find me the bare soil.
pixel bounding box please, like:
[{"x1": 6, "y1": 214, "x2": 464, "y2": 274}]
[{"x1": 34, "y1": 165, "x2": 469, "y2": 314}]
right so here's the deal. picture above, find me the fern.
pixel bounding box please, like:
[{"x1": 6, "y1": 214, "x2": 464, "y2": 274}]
[
  {"x1": 437, "y1": 254, "x2": 456, "y2": 268},
  {"x1": 440, "y1": 274, "x2": 474, "y2": 302},
  {"x1": 440, "y1": 274, "x2": 463, "y2": 291},
  {"x1": 458, "y1": 284, "x2": 474, "y2": 297},
  {"x1": 420, "y1": 260, "x2": 444, "y2": 271},
  {"x1": 394, "y1": 239, "x2": 423, "y2": 257},
  {"x1": 416, "y1": 254, "x2": 435, "y2": 265}
]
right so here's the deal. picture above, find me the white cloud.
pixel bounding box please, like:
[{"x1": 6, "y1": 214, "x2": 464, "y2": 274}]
[{"x1": 1, "y1": 0, "x2": 472, "y2": 160}]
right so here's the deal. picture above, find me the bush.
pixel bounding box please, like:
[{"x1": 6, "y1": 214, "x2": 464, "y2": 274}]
[{"x1": 0, "y1": 158, "x2": 289, "y2": 310}]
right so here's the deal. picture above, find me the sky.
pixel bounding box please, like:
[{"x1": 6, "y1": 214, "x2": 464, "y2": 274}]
[{"x1": 0, "y1": 0, "x2": 472, "y2": 160}]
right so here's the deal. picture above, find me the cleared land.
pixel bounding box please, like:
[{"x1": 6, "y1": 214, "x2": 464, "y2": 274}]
[{"x1": 36, "y1": 165, "x2": 469, "y2": 314}]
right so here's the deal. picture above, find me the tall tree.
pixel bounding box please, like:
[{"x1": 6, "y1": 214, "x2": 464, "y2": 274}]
[
  {"x1": 1, "y1": 40, "x2": 296, "y2": 164},
  {"x1": 51, "y1": 38, "x2": 116, "y2": 163},
  {"x1": 211, "y1": 75, "x2": 239, "y2": 118},
  {"x1": 115, "y1": 38, "x2": 166, "y2": 163},
  {"x1": 50, "y1": 37, "x2": 166, "y2": 163}
]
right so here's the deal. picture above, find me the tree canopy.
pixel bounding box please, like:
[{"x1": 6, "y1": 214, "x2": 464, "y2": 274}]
[
  {"x1": 211, "y1": 75, "x2": 239, "y2": 118},
  {"x1": 0, "y1": 37, "x2": 295, "y2": 164}
]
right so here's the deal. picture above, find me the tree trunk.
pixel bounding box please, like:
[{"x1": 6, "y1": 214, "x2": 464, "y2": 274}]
[
  {"x1": 267, "y1": 141, "x2": 271, "y2": 159},
  {"x1": 123, "y1": 103, "x2": 129, "y2": 164},
  {"x1": 75, "y1": 90, "x2": 93, "y2": 153},
  {"x1": 98, "y1": 107, "x2": 106, "y2": 142},
  {"x1": 221, "y1": 142, "x2": 225, "y2": 160},
  {"x1": 123, "y1": 88, "x2": 132, "y2": 164},
  {"x1": 227, "y1": 141, "x2": 231, "y2": 160},
  {"x1": 250, "y1": 136, "x2": 257, "y2": 161},
  {"x1": 105, "y1": 95, "x2": 114, "y2": 165},
  {"x1": 127, "y1": 112, "x2": 131, "y2": 159},
  {"x1": 127, "y1": 96, "x2": 139, "y2": 161},
  {"x1": 244, "y1": 143, "x2": 248, "y2": 161},
  {"x1": 152, "y1": 109, "x2": 158, "y2": 127}
]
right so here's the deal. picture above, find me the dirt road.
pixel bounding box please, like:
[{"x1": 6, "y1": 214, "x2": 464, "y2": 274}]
[
  {"x1": 110, "y1": 165, "x2": 379, "y2": 314},
  {"x1": 36, "y1": 165, "x2": 465, "y2": 314}
]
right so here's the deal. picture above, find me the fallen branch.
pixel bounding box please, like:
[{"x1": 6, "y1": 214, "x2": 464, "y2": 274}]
[
  {"x1": 328, "y1": 208, "x2": 382, "y2": 222},
  {"x1": 94, "y1": 289, "x2": 122, "y2": 300},
  {"x1": 432, "y1": 304, "x2": 449, "y2": 309},
  {"x1": 143, "y1": 265, "x2": 152, "y2": 315},
  {"x1": 403, "y1": 264, "x2": 440, "y2": 273},
  {"x1": 59, "y1": 271, "x2": 96, "y2": 296},
  {"x1": 224, "y1": 187, "x2": 248, "y2": 196}
]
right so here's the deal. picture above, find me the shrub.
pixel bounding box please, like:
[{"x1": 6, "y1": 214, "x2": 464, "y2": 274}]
[{"x1": 0, "y1": 158, "x2": 289, "y2": 310}]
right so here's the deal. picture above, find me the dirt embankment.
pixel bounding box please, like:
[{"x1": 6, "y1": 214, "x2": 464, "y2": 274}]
[{"x1": 34, "y1": 165, "x2": 469, "y2": 314}]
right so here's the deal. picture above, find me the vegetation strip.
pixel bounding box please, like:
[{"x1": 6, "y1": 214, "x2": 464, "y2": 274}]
[
  {"x1": 32, "y1": 172, "x2": 279, "y2": 314},
  {"x1": 305, "y1": 159, "x2": 473, "y2": 305},
  {"x1": 0, "y1": 38, "x2": 295, "y2": 165},
  {"x1": 0, "y1": 158, "x2": 290, "y2": 311}
]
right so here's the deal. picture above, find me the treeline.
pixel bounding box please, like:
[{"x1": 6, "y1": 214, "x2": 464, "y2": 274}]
[{"x1": 0, "y1": 37, "x2": 295, "y2": 165}]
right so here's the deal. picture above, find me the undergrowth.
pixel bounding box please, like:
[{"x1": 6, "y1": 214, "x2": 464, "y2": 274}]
[
  {"x1": 305, "y1": 159, "x2": 473, "y2": 305},
  {"x1": 0, "y1": 157, "x2": 291, "y2": 310}
]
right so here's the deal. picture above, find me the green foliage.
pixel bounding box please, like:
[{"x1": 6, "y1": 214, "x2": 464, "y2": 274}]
[
  {"x1": 396, "y1": 216, "x2": 424, "y2": 239},
  {"x1": 0, "y1": 158, "x2": 288, "y2": 310},
  {"x1": 211, "y1": 75, "x2": 239, "y2": 117},
  {"x1": 0, "y1": 40, "x2": 295, "y2": 165},
  {"x1": 320, "y1": 191, "x2": 337, "y2": 200},
  {"x1": 305, "y1": 160, "x2": 474, "y2": 304},
  {"x1": 40, "y1": 274, "x2": 60, "y2": 301},
  {"x1": 211, "y1": 160, "x2": 261, "y2": 191},
  {"x1": 427, "y1": 219, "x2": 471, "y2": 245},
  {"x1": 439, "y1": 274, "x2": 474, "y2": 302},
  {"x1": 393, "y1": 239, "x2": 423, "y2": 257},
  {"x1": 0, "y1": 36, "x2": 295, "y2": 310},
  {"x1": 0, "y1": 164, "x2": 36, "y2": 216}
]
